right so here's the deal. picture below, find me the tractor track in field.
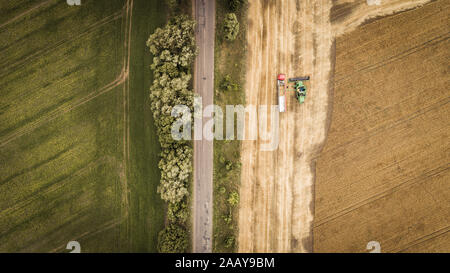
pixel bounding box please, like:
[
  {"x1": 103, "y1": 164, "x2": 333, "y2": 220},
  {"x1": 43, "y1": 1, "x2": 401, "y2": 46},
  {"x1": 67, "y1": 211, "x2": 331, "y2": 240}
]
[
  {"x1": 1, "y1": 0, "x2": 134, "y2": 252},
  {"x1": 0, "y1": 1, "x2": 133, "y2": 151},
  {"x1": 120, "y1": 0, "x2": 133, "y2": 239},
  {"x1": 313, "y1": 0, "x2": 447, "y2": 252},
  {"x1": 239, "y1": 0, "x2": 333, "y2": 253},
  {"x1": 0, "y1": 73, "x2": 125, "y2": 148},
  {"x1": 333, "y1": 32, "x2": 450, "y2": 83},
  {"x1": 315, "y1": 96, "x2": 450, "y2": 159},
  {"x1": 0, "y1": 10, "x2": 123, "y2": 77},
  {"x1": 48, "y1": 218, "x2": 123, "y2": 253},
  {"x1": 314, "y1": 165, "x2": 450, "y2": 228},
  {"x1": 0, "y1": 0, "x2": 55, "y2": 31},
  {"x1": 1, "y1": 154, "x2": 128, "y2": 252},
  {"x1": 238, "y1": 0, "x2": 432, "y2": 253},
  {"x1": 0, "y1": 156, "x2": 118, "y2": 220}
]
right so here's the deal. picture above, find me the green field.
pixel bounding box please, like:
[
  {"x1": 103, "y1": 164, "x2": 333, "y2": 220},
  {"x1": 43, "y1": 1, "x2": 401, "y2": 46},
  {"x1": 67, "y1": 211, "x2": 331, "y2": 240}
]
[{"x1": 0, "y1": 0, "x2": 165, "y2": 252}]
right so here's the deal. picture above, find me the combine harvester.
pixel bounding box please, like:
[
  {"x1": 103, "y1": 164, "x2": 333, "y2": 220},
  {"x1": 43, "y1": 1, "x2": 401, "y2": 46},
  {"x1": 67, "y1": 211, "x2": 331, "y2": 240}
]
[
  {"x1": 289, "y1": 76, "x2": 310, "y2": 104},
  {"x1": 277, "y1": 74, "x2": 310, "y2": 112}
]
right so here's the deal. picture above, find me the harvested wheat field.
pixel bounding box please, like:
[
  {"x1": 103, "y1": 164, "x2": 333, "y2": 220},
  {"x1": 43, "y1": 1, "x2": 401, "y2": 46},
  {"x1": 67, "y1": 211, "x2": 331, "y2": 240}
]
[
  {"x1": 238, "y1": 0, "x2": 333, "y2": 253},
  {"x1": 238, "y1": 0, "x2": 445, "y2": 253},
  {"x1": 314, "y1": 0, "x2": 450, "y2": 252}
]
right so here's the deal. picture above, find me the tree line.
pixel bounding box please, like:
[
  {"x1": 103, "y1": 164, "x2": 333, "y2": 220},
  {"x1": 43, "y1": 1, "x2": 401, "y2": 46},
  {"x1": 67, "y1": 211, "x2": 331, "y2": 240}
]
[
  {"x1": 146, "y1": 12, "x2": 196, "y2": 253},
  {"x1": 146, "y1": 0, "x2": 246, "y2": 253}
]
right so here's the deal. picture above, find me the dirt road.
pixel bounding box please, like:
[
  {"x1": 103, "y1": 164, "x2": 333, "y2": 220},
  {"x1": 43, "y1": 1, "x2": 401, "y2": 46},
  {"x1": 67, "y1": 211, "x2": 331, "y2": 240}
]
[
  {"x1": 238, "y1": 0, "x2": 431, "y2": 253},
  {"x1": 193, "y1": 0, "x2": 215, "y2": 253}
]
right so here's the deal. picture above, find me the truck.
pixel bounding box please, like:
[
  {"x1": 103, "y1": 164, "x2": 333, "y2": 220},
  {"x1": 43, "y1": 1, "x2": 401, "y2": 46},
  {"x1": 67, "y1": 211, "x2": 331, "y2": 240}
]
[{"x1": 277, "y1": 74, "x2": 286, "y2": 112}]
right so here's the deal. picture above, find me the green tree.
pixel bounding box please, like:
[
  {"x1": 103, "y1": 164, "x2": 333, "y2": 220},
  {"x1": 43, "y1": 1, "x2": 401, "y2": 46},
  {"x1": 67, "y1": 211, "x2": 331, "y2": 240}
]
[
  {"x1": 220, "y1": 74, "x2": 239, "y2": 92},
  {"x1": 166, "y1": 0, "x2": 177, "y2": 11},
  {"x1": 146, "y1": 16, "x2": 196, "y2": 69},
  {"x1": 228, "y1": 0, "x2": 246, "y2": 11},
  {"x1": 222, "y1": 211, "x2": 232, "y2": 225},
  {"x1": 157, "y1": 224, "x2": 188, "y2": 253},
  {"x1": 147, "y1": 11, "x2": 198, "y2": 254},
  {"x1": 225, "y1": 160, "x2": 233, "y2": 171},
  {"x1": 223, "y1": 13, "x2": 240, "y2": 41},
  {"x1": 220, "y1": 75, "x2": 232, "y2": 91},
  {"x1": 157, "y1": 144, "x2": 192, "y2": 203},
  {"x1": 168, "y1": 201, "x2": 189, "y2": 224},
  {"x1": 147, "y1": 16, "x2": 196, "y2": 204},
  {"x1": 225, "y1": 236, "x2": 235, "y2": 248},
  {"x1": 227, "y1": 191, "x2": 239, "y2": 207}
]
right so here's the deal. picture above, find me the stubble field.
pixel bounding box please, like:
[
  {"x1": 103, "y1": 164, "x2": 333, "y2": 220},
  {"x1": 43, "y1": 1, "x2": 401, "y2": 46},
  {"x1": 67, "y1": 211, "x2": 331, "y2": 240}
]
[
  {"x1": 236, "y1": 0, "x2": 446, "y2": 253},
  {"x1": 314, "y1": 0, "x2": 449, "y2": 252}
]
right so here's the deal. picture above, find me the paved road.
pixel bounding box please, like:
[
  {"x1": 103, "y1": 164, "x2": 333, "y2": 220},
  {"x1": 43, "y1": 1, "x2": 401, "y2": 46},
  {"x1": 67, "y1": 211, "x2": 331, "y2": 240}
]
[{"x1": 192, "y1": 0, "x2": 215, "y2": 253}]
